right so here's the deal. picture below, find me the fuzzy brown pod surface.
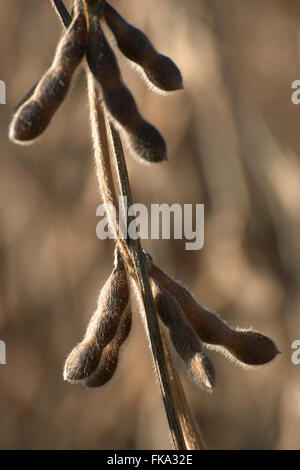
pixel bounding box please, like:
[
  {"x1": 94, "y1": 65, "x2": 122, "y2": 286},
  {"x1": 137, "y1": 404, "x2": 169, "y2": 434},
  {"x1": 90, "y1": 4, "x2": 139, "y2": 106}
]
[
  {"x1": 151, "y1": 278, "x2": 215, "y2": 391},
  {"x1": 86, "y1": 11, "x2": 167, "y2": 163},
  {"x1": 150, "y1": 262, "x2": 280, "y2": 368},
  {"x1": 83, "y1": 308, "x2": 132, "y2": 388},
  {"x1": 104, "y1": 3, "x2": 183, "y2": 92},
  {"x1": 10, "y1": 1, "x2": 87, "y2": 144},
  {"x1": 64, "y1": 250, "x2": 131, "y2": 384}
]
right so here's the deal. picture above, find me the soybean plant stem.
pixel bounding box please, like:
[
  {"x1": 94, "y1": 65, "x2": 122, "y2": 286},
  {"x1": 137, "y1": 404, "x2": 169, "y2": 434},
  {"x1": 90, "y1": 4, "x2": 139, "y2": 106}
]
[
  {"x1": 49, "y1": 0, "x2": 188, "y2": 450},
  {"x1": 108, "y1": 125, "x2": 187, "y2": 450},
  {"x1": 161, "y1": 330, "x2": 206, "y2": 450},
  {"x1": 51, "y1": 0, "x2": 71, "y2": 27}
]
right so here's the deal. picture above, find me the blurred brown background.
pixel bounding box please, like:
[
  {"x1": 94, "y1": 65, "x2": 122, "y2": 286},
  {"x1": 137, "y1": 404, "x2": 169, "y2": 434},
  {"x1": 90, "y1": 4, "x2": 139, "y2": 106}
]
[{"x1": 1, "y1": 0, "x2": 300, "y2": 450}]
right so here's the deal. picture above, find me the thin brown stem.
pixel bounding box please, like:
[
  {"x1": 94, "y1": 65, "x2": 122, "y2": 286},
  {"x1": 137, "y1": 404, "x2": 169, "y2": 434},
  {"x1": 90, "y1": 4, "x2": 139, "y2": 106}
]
[
  {"x1": 109, "y1": 124, "x2": 186, "y2": 450},
  {"x1": 161, "y1": 329, "x2": 206, "y2": 450},
  {"x1": 87, "y1": 73, "x2": 132, "y2": 267},
  {"x1": 50, "y1": 0, "x2": 71, "y2": 27},
  {"x1": 88, "y1": 80, "x2": 186, "y2": 449}
]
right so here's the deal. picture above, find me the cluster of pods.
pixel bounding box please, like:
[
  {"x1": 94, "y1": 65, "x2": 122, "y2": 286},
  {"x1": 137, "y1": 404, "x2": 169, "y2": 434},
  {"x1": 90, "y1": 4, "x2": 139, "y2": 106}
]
[
  {"x1": 9, "y1": 0, "x2": 183, "y2": 163},
  {"x1": 64, "y1": 247, "x2": 279, "y2": 389}
]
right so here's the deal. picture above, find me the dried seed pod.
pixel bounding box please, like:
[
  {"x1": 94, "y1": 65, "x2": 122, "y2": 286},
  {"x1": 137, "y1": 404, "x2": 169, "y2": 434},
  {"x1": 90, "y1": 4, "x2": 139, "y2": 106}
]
[
  {"x1": 151, "y1": 263, "x2": 280, "y2": 367},
  {"x1": 9, "y1": 1, "x2": 87, "y2": 144},
  {"x1": 64, "y1": 249, "x2": 130, "y2": 382},
  {"x1": 63, "y1": 338, "x2": 102, "y2": 384},
  {"x1": 104, "y1": 3, "x2": 183, "y2": 93},
  {"x1": 86, "y1": 13, "x2": 167, "y2": 163},
  {"x1": 84, "y1": 307, "x2": 132, "y2": 388},
  {"x1": 151, "y1": 279, "x2": 215, "y2": 391}
]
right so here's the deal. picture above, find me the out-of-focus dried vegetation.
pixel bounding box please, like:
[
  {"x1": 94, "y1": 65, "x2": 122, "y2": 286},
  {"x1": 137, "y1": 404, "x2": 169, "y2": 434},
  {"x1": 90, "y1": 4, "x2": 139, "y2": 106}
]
[{"x1": 0, "y1": 0, "x2": 300, "y2": 450}]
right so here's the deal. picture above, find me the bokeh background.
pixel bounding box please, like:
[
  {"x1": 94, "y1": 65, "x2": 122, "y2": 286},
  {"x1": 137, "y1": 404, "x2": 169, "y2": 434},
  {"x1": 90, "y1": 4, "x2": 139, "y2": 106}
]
[{"x1": 1, "y1": 0, "x2": 300, "y2": 450}]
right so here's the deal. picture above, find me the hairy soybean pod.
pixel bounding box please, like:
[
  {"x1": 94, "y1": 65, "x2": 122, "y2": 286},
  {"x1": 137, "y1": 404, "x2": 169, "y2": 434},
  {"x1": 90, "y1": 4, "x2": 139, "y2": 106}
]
[
  {"x1": 86, "y1": 14, "x2": 167, "y2": 163},
  {"x1": 9, "y1": 1, "x2": 87, "y2": 144},
  {"x1": 83, "y1": 307, "x2": 132, "y2": 388},
  {"x1": 151, "y1": 263, "x2": 280, "y2": 367},
  {"x1": 151, "y1": 279, "x2": 215, "y2": 391},
  {"x1": 104, "y1": 4, "x2": 183, "y2": 93},
  {"x1": 63, "y1": 339, "x2": 102, "y2": 384},
  {"x1": 64, "y1": 250, "x2": 130, "y2": 383}
]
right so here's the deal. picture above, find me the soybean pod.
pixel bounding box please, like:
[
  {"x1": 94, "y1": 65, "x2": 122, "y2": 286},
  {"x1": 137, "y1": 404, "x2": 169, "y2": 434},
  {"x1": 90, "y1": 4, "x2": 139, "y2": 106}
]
[
  {"x1": 86, "y1": 12, "x2": 167, "y2": 163},
  {"x1": 83, "y1": 307, "x2": 132, "y2": 388},
  {"x1": 150, "y1": 263, "x2": 280, "y2": 367},
  {"x1": 104, "y1": 3, "x2": 183, "y2": 93},
  {"x1": 151, "y1": 279, "x2": 215, "y2": 391},
  {"x1": 10, "y1": 1, "x2": 87, "y2": 144},
  {"x1": 64, "y1": 249, "x2": 130, "y2": 383}
]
